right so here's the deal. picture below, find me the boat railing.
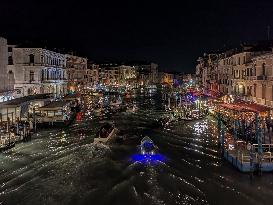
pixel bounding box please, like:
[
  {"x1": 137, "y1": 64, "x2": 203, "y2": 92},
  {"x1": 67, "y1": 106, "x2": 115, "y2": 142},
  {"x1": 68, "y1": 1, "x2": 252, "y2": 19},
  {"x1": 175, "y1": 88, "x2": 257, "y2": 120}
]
[
  {"x1": 228, "y1": 146, "x2": 273, "y2": 164},
  {"x1": 252, "y1": 144, "x2": 273, "y2": 152}
]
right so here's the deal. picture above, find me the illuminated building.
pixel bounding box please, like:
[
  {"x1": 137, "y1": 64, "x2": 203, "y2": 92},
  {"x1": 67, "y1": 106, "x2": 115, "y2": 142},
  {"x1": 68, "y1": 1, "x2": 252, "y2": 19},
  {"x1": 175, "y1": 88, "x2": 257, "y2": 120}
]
[
  {"x1": 66, "y1": 54, "x2": 88, "y2": 92},
  {"x1": 7, "y1": 47, "x2": 67, "y2": 97},
  {"x1": 196, "y1": 42, "x2": 273, "y2": 108},
  {"x1": 0, "y1": 37, "x2": 8, "y2": 92}
]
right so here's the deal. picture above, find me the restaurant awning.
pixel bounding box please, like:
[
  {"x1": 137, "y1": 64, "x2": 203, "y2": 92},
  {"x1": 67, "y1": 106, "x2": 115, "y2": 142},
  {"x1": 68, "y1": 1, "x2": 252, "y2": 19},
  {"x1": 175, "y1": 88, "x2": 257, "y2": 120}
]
[{"x1": 218, "y1": 102, "x2": 271, "y2": 113}]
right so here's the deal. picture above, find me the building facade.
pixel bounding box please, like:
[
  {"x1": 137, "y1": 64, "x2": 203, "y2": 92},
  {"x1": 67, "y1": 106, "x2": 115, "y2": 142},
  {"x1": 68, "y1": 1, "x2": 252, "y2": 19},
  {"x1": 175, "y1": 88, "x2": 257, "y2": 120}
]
[
  {"x1": 135, "y1": 63, "x2": 158, "y2": 86},
  {"x1": 87, "y1": 63, "x2": 99, "y2": 88},
  {"x1": 66, "y1": 54, "x2": 88, "y2": 92},
  {"x1": 7, "y1": 47, "x2": 67, "y2": 97},
  {"x1": 196, "y1": 42, "x2": 273, "y2": 107},
  {"x1": 0, "y1": 37, "x2": 8, "y2": 92}
]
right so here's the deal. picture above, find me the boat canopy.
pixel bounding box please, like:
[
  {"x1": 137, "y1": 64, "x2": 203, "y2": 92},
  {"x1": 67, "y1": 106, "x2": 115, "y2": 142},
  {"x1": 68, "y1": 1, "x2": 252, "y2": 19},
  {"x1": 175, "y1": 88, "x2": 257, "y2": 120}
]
[{"x1": 38, "y1": 101, "x2": 71, "y2": 111}]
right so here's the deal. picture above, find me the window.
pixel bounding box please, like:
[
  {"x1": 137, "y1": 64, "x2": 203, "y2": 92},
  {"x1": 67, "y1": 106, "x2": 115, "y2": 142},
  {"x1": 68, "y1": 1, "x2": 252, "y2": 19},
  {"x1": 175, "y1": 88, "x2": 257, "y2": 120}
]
[
  {"x1": 28, "y1": 88, "x2": 32, "y2": 95},
  {"x1": 29, "y1": 54, "x2": 35, "y2": 64},
  {"x1": 41, "y1": 55, "x2": 44, "y2": 64},
  {"x1": 30, "y1": 71, "x2": 34, "y2": 82},
  {"x1": 262, "y1": 84, "x2": 266, "y2": 99},
  {"x1": 41, "y1": 70, "x2": 45, "y2": 81},
  {"x1": 8, "y1": 56, "x2": 13, "y2": 65},
  {"x1": 271, "y1": 85, "x2": 273, "y2": 101},
  {"x1": 8, "y1": 47, "x2": 12, "y2": 52},
  {"x1": 262, "y1": 63, "x2": 266, "y2": 75},
  {"x1": 254, "y1": 84, "x2": 256, "y2": 97}
]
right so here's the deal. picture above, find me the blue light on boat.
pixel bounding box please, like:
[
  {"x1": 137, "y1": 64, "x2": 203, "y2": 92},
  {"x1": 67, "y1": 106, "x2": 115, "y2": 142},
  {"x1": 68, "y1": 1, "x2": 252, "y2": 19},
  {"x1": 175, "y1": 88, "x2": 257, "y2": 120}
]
[{"x1": 131, "y1": 154, "x2": 165, "y2": 163}]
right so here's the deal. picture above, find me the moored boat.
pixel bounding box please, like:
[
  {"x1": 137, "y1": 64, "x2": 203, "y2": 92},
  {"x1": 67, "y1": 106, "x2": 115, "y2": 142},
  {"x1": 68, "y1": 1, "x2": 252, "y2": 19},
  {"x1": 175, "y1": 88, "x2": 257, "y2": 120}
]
[{"x1": 0, "y1": 141, "x2": 15, "y2": 152}]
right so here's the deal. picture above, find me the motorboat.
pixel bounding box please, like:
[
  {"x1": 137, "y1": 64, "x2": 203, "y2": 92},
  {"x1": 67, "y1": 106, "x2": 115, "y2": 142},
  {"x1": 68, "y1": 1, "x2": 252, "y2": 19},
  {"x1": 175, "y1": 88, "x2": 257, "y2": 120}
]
[
  {"x1": 140, "y1": 136, "x2": 158, "y2": 155},
  {"x1": 131, "y1": 136, "x2": 164, "y2": 163},
  {"x1": 93, "y1": 123, "x2": 118, "y2": 144},
  {"x1": 126, "y1": 105, "x2": 138, "y2": 113}
]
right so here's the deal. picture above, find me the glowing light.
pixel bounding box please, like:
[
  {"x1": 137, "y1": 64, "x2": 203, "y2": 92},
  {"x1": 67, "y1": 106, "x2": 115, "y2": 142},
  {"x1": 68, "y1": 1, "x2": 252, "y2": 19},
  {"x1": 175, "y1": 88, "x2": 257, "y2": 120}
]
[{"x1": 131, "y1": 154, "x2": 165, "y2": 163}]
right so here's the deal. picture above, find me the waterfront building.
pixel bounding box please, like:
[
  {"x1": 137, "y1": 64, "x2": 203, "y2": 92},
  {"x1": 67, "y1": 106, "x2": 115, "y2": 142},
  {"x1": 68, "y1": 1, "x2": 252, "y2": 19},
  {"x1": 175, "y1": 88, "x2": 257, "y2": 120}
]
[
  {"x1": 160, "y1": 72, "x2": 174, "y2": 86},
  {"x1": 119, "y1": 65, "x2": 137, "y2": 88},
  {"x1": 250, "y1": 53, "x2": 273, "y2": 106},
  {"x1": 178, "y1": 73, "x2": 197, "y2": 85},
  {"x1": 228, "y1": 45, "x2": 271, "y2": 97},
  {"x1": 134, "y1": 62, "x2": 158, "y2": 86},
  {"x1": 196, "y1": 42, "x2": 273, "y2": 111},
  {"x1": 216, "y1": 51, "x2": 234, "y2": 95},
  {"x1": 7, "y1": 47, "x2": 67, "y2": 97},
  {"x1": 87, "y1": 63, "x2": 99, "y2": 88},
  {"x1": 196, "y1": 53, "x2": 219, "y2": 92},
  {"x1": 66, "y1": 54, "x2": 88, "y2": 92},
  {"x1": 94, "y1": 61, "x2": 158, "y2": 88},
  {"x1": 104, "y1": 66, "x2": 120, "y2": 86},
  {"x1": 0, "y1": 37, "x2": 8, "y2": 92}
]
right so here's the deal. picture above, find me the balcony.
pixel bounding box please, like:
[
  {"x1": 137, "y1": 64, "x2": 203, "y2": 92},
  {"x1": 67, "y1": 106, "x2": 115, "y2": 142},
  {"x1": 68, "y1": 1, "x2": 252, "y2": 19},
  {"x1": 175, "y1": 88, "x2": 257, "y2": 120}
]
[{"x1": 42, "y1": 78, "x2": 67, "y2": 83}]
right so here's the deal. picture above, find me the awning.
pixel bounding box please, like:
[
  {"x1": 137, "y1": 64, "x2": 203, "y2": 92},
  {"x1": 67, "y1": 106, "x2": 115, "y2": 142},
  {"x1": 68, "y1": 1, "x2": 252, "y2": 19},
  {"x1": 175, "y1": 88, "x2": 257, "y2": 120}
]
[{"x1": 218, "y1": 102, "x2": 271, "y2": 113}]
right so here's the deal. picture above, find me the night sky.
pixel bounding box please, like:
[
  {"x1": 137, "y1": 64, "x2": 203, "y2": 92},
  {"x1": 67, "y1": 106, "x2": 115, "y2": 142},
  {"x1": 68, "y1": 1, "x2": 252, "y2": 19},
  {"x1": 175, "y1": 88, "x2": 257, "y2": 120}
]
[{"x1": 1, "y1": 0, "x2": 273, "y2": 72}]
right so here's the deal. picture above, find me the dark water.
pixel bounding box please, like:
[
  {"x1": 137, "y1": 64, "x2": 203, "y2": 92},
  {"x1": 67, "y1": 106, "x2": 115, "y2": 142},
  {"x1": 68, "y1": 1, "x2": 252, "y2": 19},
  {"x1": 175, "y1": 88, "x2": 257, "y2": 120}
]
[{"x1": 0, "y1": 92, "x2": 273, "y2": 205}]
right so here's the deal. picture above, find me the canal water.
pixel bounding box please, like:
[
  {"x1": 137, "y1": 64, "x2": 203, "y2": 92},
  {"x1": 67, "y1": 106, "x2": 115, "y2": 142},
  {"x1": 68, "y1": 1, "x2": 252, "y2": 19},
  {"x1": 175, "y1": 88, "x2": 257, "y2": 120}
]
[{"x1": 0, "y1": 92, "x2": 273, "y2": 205}]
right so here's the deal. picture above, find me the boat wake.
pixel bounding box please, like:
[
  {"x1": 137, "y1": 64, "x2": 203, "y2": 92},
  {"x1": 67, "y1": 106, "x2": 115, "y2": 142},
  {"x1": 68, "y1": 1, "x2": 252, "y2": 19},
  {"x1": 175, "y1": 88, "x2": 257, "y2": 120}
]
[{"x1": 81, "y1": 143, "x2": 111, "y2": 159}]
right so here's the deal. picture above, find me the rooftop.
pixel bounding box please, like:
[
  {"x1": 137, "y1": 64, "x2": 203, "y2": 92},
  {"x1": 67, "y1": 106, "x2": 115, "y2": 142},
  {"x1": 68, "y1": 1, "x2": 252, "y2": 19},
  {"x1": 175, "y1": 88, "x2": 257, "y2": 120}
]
[{"x1": 39, "y1": 100, "x2": 71, "y2": 110}]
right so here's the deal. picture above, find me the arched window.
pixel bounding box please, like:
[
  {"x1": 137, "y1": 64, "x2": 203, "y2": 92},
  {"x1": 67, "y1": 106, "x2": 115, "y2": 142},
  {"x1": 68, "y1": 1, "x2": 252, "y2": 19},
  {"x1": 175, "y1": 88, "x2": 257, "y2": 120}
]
[
  {"x1": 29, "y1": 54, "x2": 35, "y2": 64},
  {"x1": 41, "y1": 70, "x2": 45, "y2": 81},
  {"x1": 41, "y1": 55, "x2": 44, "y2": 64},
  {"x1": 47, "y1": 70, "x2": 50, "y2": 80}
]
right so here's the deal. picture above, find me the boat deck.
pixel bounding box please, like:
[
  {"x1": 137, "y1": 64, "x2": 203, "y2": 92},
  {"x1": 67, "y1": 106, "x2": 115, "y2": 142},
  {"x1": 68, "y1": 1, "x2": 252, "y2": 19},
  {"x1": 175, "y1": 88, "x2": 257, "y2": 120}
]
[{"x1": 224, "y1": 145, "x2": 273, "y2": 172}]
